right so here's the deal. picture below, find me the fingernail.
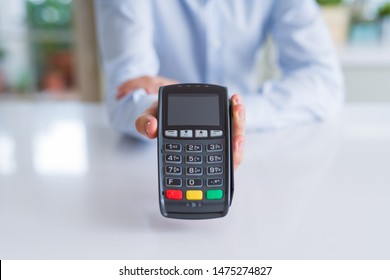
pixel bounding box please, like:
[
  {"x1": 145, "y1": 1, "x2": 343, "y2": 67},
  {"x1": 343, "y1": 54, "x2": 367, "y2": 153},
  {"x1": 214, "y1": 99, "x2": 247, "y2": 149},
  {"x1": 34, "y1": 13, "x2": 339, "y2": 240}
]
[
  {"x1": 234, "y1": 95, "x2": 241, "y2": 105},
  {"x1": 146, "y1": 120, "x2": 151, "y2": 136}
]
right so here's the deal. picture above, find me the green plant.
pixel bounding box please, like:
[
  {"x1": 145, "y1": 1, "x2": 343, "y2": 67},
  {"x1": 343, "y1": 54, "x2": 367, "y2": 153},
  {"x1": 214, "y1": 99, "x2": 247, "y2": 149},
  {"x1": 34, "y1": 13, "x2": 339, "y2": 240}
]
[
  {"x1": 317, "y1": 0, "x2": 343, "y2": 6},
  {"x1": 378, "y1": 2, "x2": 390, "y2": 18},
  {"x1": 26, "y1": 0, "x2": 73, "y2": 29}
]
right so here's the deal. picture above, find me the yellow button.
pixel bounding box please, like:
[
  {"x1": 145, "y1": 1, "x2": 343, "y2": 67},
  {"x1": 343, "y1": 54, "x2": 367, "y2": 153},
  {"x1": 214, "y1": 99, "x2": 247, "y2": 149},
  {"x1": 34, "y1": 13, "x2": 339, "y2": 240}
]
[{"x1": 186, "y1": 190, "x2": 203, "y2": 200}]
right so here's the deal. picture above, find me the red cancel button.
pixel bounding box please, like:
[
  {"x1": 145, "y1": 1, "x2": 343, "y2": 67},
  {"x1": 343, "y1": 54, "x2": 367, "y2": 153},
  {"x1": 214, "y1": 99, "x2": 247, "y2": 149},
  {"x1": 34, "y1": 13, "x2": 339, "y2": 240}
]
[{"x1": 165, "y1": 190, "x2": 183, "y2": 200}]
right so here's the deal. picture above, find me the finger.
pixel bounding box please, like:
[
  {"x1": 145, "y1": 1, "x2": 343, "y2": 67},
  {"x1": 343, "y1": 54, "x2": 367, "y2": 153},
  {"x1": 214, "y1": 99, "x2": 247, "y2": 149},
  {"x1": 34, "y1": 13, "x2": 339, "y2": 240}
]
[
  {"x1": 117, "y1": 76, "x2": 154, "y2": 99},
  {"x1": 231, "y1": 94, "x2": 246, "y2": 137},
  {"x1": 117, "y1": 80, "x2": 139, "y2": 100},
  {"x1": 135, "y1": 114, "x2": 158, "y2": 139},
  {"x1": 145, "y1": 87, "x2": 156, "y2": 94},
  {"x1": 118, "y1": 76, "x2": 179, "y2": 98},
  {"x1": 158, "y1": 77, "x2": 178, "y2": 86},
  {"x1": 135, "y1": 101, "x2": 159, "y2": 139},
  {"x1": 146, "y1": 78, "x2": 178, "y2": 94},
  {"x1": 143, "y1": 76, "x2": 176, "y2": 95},
  {"x1": 231, "y1": 94, "x2": 246, "y2": 170},
  {"x1": 146, "y1": 83, "x2": 164, "y2": 95},
  {"x1": 116, "y1": 86, "x2": 129, "y2": 99},
  {"x1": 233, "y1": 135, "x2": 245, "y2": 170},
  {"x1": 116, "y1": 90, "x2": 128, "y2": 100}
]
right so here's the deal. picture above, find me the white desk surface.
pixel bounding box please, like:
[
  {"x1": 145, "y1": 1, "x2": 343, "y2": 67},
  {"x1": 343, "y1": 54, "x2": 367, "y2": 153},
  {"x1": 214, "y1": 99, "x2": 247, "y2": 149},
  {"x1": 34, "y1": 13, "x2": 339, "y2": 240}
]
[
  {"x1": 1, "y1": 102, "x2": 390, "y2": 259},
  {"x1": 339, "y1": 45, "x2": 390, "y2": 68}
]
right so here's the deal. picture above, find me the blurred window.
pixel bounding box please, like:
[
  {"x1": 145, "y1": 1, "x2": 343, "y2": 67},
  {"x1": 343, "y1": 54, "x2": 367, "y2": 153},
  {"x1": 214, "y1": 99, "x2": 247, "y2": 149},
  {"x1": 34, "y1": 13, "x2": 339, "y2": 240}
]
[{"x1": 0, "y1": 0, "x2": 77, "y2": 98}]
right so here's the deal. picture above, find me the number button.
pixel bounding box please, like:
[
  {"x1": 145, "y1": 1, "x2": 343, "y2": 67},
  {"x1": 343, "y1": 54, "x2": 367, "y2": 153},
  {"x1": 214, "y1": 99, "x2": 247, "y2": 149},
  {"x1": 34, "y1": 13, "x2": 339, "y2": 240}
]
[
  {"x1": 186, "y1": 178, "x2": 202, "y2": 187},
  {"x1": 165, "y1": 166, "x2": 182, "y2": 175},
  {"x1": 186, "y1": 167, "x2": 203, "y2": 175},
  {"x1": 207, "y1": 155, "x2": 223, "y2": 163},
  {"x1": 166, "y1": 178, "x2": 182, "y2": 187},
  {"x1": 186, "y1": 144, "x2": 202, "y2": 152},
  {"x1": 165, "y1": 154, "x2": 181, "y2": 163},
  {"x1": 165, "y1": 143, "x2": 181, "y2": 152},
  {"x1": 207, "y1": 143, "x2": 223, "y2": 152},
  {"x1": 186, "y1": 155, "x2": 202, "y2": 164},
  {"x1": 207, "y1": 178, "x2": 223, "y2": 187},
  {"x1": 207, "y1": 166, "x2": 223, "y2": 175}
]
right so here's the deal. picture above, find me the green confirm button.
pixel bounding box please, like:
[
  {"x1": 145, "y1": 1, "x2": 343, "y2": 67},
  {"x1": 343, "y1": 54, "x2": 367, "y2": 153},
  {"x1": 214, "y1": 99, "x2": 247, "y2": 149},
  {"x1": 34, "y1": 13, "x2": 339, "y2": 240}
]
[{"x1": 206, "y1": 189, "x2": 223, "y2": 200}]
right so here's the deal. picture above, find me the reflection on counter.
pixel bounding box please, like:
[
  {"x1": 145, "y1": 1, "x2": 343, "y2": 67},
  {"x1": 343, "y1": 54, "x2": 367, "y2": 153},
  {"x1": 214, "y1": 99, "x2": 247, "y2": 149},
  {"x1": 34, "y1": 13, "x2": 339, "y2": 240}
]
[
  {"x1": 32, "y1": 120, "x2": 88, "y2": 175},
  {"x1": 0, "y1": 134, "x2": 17, "y2": 175}
]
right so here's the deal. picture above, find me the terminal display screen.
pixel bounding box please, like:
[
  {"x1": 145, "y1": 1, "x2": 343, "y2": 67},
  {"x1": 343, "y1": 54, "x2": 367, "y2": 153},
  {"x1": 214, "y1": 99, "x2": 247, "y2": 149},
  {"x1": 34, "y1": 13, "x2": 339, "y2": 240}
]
[{"x1": 167, "y1": 94, "x2": 220, "y2": 126}]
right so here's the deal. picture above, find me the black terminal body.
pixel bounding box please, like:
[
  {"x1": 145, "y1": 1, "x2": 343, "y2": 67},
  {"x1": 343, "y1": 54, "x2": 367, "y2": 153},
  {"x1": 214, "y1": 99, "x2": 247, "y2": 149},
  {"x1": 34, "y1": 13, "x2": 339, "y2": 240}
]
[{"x1": 157, "y1": 83, "x2": 234, "y2": 219}]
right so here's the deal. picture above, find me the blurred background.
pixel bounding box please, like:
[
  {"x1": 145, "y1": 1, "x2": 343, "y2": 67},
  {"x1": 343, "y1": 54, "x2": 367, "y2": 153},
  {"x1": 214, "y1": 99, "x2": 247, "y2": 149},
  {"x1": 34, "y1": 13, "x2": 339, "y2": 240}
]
[
  {"x1": 0, "y1": 0, "x2": 389, "y2": 102},
  {"x1": 0, "y1": 0, "x2": 99, "y2": 101}
]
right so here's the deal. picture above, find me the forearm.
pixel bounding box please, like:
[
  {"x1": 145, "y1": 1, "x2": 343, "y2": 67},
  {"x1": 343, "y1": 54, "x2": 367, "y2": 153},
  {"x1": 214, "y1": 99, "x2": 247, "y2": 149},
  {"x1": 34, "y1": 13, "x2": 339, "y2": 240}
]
[
  {"x1": 244, "y1": 67, "x2": 345, "y2": 131},
  {"x1": 246, "y1": 0, "x2": 345, "y2": 131},
  {"x1": 95, "y1": 0, "x2": 160, "y2": 138}
]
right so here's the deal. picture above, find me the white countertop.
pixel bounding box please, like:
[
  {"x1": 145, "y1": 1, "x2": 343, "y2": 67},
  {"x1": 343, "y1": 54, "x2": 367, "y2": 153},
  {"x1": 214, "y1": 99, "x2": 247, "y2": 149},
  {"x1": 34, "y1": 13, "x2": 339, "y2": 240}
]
[
  {"x1": 1, "y1": 101, "x2": 390, "y2": 259},
  {"x1": 339, "y1": 45, "x2": 390, "y2": 68}
]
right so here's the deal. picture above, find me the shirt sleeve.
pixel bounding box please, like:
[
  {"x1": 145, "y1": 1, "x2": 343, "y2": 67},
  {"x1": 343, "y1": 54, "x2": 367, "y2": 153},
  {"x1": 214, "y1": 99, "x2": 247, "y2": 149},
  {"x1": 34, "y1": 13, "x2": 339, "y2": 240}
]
[
  {"x1": 94, "y1": 0, "x2": 158, "y2": 139},
  {"x1": 245, "y1": 0, "x2": 345, "y2": 131}
]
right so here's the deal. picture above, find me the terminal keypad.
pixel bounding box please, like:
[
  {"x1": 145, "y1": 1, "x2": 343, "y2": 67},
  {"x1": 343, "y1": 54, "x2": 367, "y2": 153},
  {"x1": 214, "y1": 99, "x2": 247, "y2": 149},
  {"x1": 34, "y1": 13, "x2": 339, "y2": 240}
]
[{"x1": 163, "y1": 130, "x2": 225, "y2": 202}]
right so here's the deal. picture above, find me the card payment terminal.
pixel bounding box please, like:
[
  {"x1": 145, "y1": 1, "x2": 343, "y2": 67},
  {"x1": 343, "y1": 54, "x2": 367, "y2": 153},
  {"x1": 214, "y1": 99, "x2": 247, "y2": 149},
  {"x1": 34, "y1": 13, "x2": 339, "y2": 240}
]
[{"x1": 157, "y1": 83, "x2": 234, "y2": 219}]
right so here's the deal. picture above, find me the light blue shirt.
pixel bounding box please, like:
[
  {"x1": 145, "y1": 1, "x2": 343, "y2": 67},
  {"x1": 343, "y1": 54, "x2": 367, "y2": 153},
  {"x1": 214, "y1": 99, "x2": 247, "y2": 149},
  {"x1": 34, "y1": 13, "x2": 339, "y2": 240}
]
[{"x1": 95, "y1": 0, "x2": 344, "y2": 139}]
